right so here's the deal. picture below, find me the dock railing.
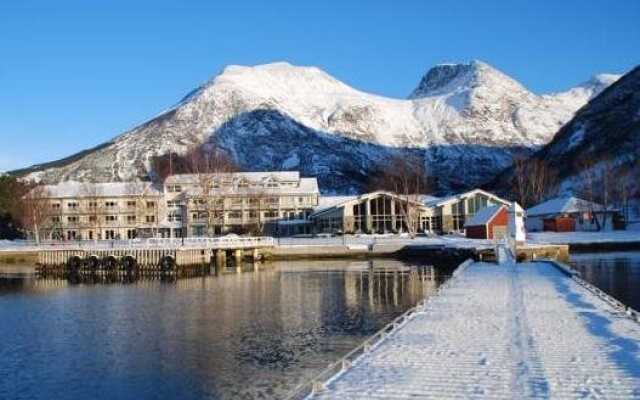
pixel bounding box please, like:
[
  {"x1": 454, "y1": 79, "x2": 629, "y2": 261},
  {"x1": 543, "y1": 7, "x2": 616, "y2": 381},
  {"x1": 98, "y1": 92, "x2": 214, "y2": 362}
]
[
  {"x1": 544, "y1": 259, "x2": 640, "y2": 324},
  {"x1": 284, "y1": 258, "x2": 474, "y2": 400},
  {"x1": 31, "y1": 236, "x2": 275, "y2": 251}
]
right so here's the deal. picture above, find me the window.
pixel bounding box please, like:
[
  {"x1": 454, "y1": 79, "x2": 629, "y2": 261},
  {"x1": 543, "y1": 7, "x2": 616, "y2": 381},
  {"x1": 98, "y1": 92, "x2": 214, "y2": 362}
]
[
  {"x1": 192, "y1": 211, "x2": 207, "y2": 220},
  {"x1": 282, "y1": 197, "x2": 294, "y2": 205},
  {"x1": 51, "y1": 216, "x2": 60, "y2": 223},
  {"x1": 105, "y1": 230, "x2": 115, "y2": 240},
  {"x1": 67, "y1": 216, "x2": 78, "y2": 222},
  {"x1": 105, "y1": 201, "x2": 117, "y2": 208},
  {"x1": 52, "y1": 203, "x2": 61, "y2": 209},
  {"x1": 126, "y1": 215, "x2": 136, "y2": 222},
  {"x1": 231, "y1": 197, "x2": 243, "y2": 205},
  {"x1": 88, "y1": 216, "x2": 96, "y2": 222},
  {"x1": 298, "y1": 197, "x2": 305, "y2": 204},
  {"x1": 167, "y1": 200, "x2": 181, "y2": 208},
  {"x1": 67, "y1": 202, "x2": 78, "y2": 209},
  {"x1": 126, "y1": 200, "x2": 136, "y2": 208},
  {"x1": 168, "y1": 213, "x2": 182, "y2": 222},
  {"x1": 146, "y1": 201, "x2": 156, "y2": 208},
  {"x1": 264, "y1": 211, "x2": 278, "y2": 218},
  {"x1": 88, "y1": 201, "x2": 97, "y2": 208},
  {"x1": 145, "y1": 215, "x2": 155, "y2": 223},
  {"x1": 166, "y1": 185, "x2": 182, "y2": 193},
  {"x1": 227, "y1": 211, "x2": 242, "y2": 219},
  {"x1": 126, "y1": 229, "x2": 136, "y2": 239},
  {"x1": 105, "y1": 215, "x2": 117, "y2": 222}
]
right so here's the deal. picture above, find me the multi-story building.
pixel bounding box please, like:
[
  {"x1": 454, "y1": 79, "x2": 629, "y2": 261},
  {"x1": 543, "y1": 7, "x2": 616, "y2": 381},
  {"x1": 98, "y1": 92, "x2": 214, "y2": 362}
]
[
  {"x1": 25, "y1": 172, "x2": 319, "y2": 240},
  {"x1": 163, "y1": 171, "x2": 319, "y2": 237},
  {"x1": 29, "y1": 182, "x2": 163, "y2": 241}
]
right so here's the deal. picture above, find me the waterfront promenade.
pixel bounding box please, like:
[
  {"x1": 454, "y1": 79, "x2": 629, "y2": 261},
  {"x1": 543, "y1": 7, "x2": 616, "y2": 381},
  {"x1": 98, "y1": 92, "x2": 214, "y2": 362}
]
[{"x1": 309, "y1": 261, "x2": 640, "y2": 399}]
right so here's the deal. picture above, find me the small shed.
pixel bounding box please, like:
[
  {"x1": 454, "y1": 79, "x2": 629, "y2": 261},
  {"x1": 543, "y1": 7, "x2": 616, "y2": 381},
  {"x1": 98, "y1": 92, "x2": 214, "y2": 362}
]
[
  {"x1": 525, "y1": 196, "x2": 619, "y2": 232},
  {"x1": 465, "y1": 205, "x2": 508, "y2": 239}
]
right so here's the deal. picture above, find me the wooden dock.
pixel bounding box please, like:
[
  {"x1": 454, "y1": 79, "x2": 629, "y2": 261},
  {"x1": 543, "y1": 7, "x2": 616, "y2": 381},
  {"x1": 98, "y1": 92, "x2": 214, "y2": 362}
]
[
  {"x1": 289, "y1": 260, "x2": 640, "y2": 399},
  {"x1": 36, "y1": 237, "x2": 275, "y2": 274}
]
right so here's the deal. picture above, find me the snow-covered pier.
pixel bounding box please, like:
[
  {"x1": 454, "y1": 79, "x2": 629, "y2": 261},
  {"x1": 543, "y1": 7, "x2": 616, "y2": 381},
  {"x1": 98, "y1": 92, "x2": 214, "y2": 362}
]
[{"x1": 296, "y1": 260, "x2": 640, "y2": 399}]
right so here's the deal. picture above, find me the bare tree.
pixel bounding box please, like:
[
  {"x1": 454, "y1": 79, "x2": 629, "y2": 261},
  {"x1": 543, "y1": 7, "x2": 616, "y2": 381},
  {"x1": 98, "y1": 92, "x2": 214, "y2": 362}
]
[
  {"x1": 598, "y1": 155, "x2": 616, "y2": 231},
  {"x1": 187, "y1": 146, "x2": 238, "y2": 236},
  {"x1": 368, "y1": 154, "x2": 433, "y2": 237},
  {"x1": 575, "y1": 154, "x2": 602, "y2": 231},
  {"x1": 510, "y1": 157, "x2": 558, "y2": 208},
  {"x1": 575, "y1": 152, "x2": 621, "y2": 231},
  {"x1": 19, "y1": 185, "x2": 51, "y2": 244},
  {"x1": 529, "y1": 159, "x2": 559, "y2": 206},
  {"x1": 81, "y1": 183, "x2": 101, "y2": 242},
  {"x1": 511, "y1": 156, "x2": 531, "y2": 208}
]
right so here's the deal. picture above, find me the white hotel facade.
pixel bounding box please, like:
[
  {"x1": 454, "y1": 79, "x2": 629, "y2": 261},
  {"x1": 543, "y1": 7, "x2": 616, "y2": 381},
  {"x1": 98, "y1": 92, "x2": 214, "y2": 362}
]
[{"x1": 31, "y1": 172, "x2": 319, "y2": 240}]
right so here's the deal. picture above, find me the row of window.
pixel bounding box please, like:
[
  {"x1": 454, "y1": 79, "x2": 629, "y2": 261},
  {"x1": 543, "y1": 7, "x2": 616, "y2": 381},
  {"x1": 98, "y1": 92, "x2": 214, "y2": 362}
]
[
  {"x1": 189, "y1": 210, "x2": 305, "y2": 221},
  {"x1": 186, "y1": 196, "x2": 313, "y2": 207},
  {"x1": 51, "y1": 215, "x2": 156, "y2": 223},
  {"x1": 52, "y1": 201, "x2": 156, "y2": 209},
  {"x1": 166, "y1": 180, "x2": 298, "y2": 192}
]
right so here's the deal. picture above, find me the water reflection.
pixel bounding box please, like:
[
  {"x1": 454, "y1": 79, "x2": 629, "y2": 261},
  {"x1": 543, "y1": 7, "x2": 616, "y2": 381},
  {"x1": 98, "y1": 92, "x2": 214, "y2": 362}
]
[
  {"x1": 570, "y1": 251, "x2": 640, "y2": 310},
  {"x1": 0, "y1": 259, "x2": 448, "y2": 400}
]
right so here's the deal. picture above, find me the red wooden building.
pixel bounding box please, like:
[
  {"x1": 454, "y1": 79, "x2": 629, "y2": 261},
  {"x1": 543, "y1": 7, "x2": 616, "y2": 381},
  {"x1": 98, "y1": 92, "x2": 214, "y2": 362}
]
[{"x1": 465, "y1": 205, "x2": 509, "y2": 239}]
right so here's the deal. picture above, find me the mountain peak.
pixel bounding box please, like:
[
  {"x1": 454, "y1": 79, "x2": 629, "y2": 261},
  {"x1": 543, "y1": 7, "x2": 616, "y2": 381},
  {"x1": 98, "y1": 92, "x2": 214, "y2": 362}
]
[
  {"x1": 408, "y1": 60, "x2": 525, "y2": 99},
  {"x1": 578, "y1": 73, "x2": 620, "y2": 92}
]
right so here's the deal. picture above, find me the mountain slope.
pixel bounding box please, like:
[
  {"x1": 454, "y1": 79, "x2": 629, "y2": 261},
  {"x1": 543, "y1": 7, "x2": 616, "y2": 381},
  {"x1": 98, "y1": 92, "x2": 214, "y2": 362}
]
[
  {"x1": 534, "y1": 65, "x2": 640, "y2": 195},
  {"x1": 16, "y1": 61, "x2": 618, "y2": 193}
]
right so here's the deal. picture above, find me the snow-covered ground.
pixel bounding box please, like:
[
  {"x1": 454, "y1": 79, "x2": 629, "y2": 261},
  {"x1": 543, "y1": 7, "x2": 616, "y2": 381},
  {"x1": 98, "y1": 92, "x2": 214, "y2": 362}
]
[
  {"x1": 528, "y1": 231, "x2": 640, "y2": 245},
  {"x1": 314, "y1": 261, "x2": 640, "y2": 399},
  {"x1": 2, "y1": 230, "x2": 638, "y2": 253}
]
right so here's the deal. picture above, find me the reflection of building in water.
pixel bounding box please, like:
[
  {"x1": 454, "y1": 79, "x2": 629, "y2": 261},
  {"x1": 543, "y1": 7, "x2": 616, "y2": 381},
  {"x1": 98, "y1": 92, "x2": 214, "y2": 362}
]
[{"x1": 341, "y1": 260, "x2": 439, "y2": 311}]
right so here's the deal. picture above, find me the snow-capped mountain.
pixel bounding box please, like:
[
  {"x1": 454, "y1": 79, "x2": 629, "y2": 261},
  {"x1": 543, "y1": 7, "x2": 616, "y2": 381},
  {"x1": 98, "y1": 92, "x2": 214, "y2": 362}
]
[
  {"x1": 528, "y1": 65, "x2": 640, "y2": 195},
  {"x1": 15, "y1": 61, "x2": 619, "y2": 193}
]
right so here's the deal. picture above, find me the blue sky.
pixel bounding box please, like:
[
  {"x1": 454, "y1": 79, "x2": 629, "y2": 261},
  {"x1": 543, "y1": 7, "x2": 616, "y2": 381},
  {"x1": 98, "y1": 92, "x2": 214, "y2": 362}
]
[{"x1": 0, "y1": 0, "x2": 638, "y2": 171}]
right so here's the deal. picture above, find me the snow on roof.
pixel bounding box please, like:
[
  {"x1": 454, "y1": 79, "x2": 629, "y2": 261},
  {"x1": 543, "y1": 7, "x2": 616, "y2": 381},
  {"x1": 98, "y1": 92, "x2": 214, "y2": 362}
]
[
  {"x1": 37, "y1": 182, "x2": 162, "y2": 199},
  {"x1": 311, "y1": 191, "x2": 429, "y2": 217},
  {"x1": 313, "y1": 195, "x2": 359, "y2": 214},
  {"x1": 419, "y1": 194, "x2": 441, "y2": 205},
  {"x1": 526, "y1": 197, "x2": 603, "y2": 217},
  {"x1": 165, "y1": 171, "x2": 300, "y2": 184},
  {"x1": 466, "y1": 205, "x2": 505, "y2": 226},
  {"x1": 426, "y1": 188, "x2": 511, "y2": 208}
]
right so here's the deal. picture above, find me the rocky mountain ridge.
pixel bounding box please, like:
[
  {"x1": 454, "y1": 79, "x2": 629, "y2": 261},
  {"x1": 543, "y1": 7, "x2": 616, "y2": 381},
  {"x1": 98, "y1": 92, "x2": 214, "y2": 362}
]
[{"x1": 15, "y1": 60, "x2": 619, "y2": 193}]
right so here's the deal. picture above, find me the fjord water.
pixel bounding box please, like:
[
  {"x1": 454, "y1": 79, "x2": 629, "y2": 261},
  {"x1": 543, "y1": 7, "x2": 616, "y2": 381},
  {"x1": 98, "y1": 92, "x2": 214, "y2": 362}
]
[
  {"x1": 569, "y1": 251, "x2": 640, "y2": 310},
  {"x1": 0, "y1": 259, "x2": 446, "y2": 399}
]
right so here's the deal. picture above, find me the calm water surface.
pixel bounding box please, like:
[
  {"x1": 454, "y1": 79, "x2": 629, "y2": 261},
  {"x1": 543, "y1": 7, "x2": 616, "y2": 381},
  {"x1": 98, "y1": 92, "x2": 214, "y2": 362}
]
[
  {"x1": 570, "y1": 251, "x2": 640, "y2": 310},
  {"x1": 0, "y1": 259, "x2": 448, "y2": 399}
]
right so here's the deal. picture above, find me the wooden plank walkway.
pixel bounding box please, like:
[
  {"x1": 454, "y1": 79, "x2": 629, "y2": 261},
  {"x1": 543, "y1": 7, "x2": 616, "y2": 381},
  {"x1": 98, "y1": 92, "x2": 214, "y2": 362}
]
[{"x1": 312, "y1": 261, "x2": 640, "y2": 399}]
